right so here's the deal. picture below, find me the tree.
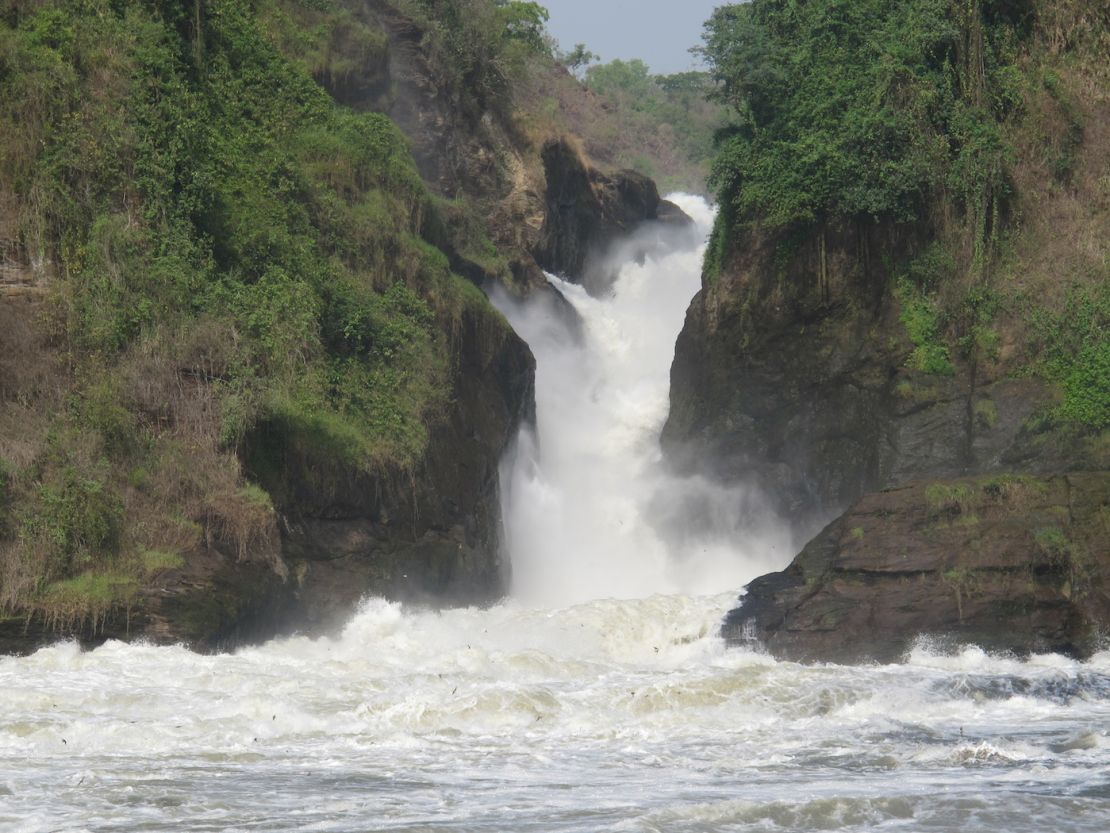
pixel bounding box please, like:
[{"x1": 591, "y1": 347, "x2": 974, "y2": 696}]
[
  {"x1": 701, "y1": 0, "x2": 1018, "y2": 230},
  {"x1": 560, "y1": 42, "x2": 597, "y2": 72},
  {"x1": 494, "y1": 0, "x2": 550, "y2": 54},
  {"x1": 585, "y1": 58, "x2": 652, "y2": 101}
]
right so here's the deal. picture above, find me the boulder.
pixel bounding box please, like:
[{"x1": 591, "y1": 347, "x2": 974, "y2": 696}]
[{"x1": 724, "y1": 472, "x2": 1110, "y2": 663}]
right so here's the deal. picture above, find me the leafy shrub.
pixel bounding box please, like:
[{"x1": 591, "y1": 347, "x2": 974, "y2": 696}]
[
  {"x1": 896, "y1": 280, "x2": 954, "y2": 375},
  {"x1": 1028, "y1": 283, "x2": 1110, "y2": 429},
  {"x1": 702, "y1": 0, "x2": 1022, "y2": 232},
  {"x1": 397, "y1": 0, "x2": 551, "y2": 118},
  {"x1": 25, "y1": 460, "x2": 123, "y2": 576},
  {"x1": 1059, "y1": 341, "x2": 1109, "y2": 429},
  {"x1": 140, "y1": 548, "x2": 185, "y2": 575},
  {"x1": 38, "y1": 570, "x2": 137, "y2": 623}
]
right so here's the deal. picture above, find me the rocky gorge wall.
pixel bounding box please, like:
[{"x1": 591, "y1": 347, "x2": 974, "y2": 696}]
[
  {"x1": 666, "y1": 218, "x2": 1109, "y2": 662},
  {"x1": 666, "y1": 0, "x2": 1110, "y2": 662}
]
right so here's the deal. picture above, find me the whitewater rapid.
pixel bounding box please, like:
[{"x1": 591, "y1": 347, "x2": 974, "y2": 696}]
[
  {"x1": 3, "y1": 597, "x2": 1109, "y2": 831},
  {"x1": 2, "y1": 195, "x2": 1109, "y2": 832}
]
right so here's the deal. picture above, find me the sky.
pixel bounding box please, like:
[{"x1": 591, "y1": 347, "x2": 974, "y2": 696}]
[{"x1": 541, "y1": 0, "x2": 728, "y2": 75}]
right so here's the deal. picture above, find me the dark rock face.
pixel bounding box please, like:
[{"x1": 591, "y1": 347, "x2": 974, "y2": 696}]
[
  {"x1": 664, "y1": 220, "x2": 917, "y2": 533},
  {"x1": 664, "y1": 217, "x2": 1109, "y2": 662},
  {"x1": 662, "y1": 219, "x2": 1100, "y2": 537},
  {"x1": 346, "y1": 0, "x2": 504, "y2": 199},
  {"x1": 535, "y1": 138, "x2": 690, "y2": 290},
  {"x1": 243, "y1": 299, "x2": 535, "y2": 638},
  {"x1": 724, "y1": 472, "x2": 1110, "y2": 664}
]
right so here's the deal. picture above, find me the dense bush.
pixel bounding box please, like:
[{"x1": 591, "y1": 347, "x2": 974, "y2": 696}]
[
  {"x1": 0, "y1": 0, "x2": 491, "y2": 613},
  {"x1": 397, "y1": 0, "x2": 551, "y2": 118},
  {"x1": 1029, "y1": 284, "x2": 1110, "y2": 430},
  {"x1": 701, "y1": 0, "x2": 1021, "y2": 231}
]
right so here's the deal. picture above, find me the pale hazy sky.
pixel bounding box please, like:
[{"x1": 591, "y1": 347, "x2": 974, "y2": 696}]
[{"x1": 542, "y1": 0, "x2": 728, "y2": 75}]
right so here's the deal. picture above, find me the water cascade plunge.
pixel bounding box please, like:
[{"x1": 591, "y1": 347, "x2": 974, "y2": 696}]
[{"x1": 493, "y1": 194, "x2": 790, "y2": 605}]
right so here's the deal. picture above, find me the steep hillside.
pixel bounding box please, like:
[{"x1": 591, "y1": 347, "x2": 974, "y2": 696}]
[
  {"x1": 520, "y1": 57, "x2": 726, "y2": 194},
  {"x1": 663, "y1": 0, "x2": 1109, "y2": 660},
  {"x1": 0, "y1": 1, "x2": 483, "y2": 650}
]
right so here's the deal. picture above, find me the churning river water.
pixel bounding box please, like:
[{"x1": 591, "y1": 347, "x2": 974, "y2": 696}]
[{"x1": 2, "y1": 197, "x2": 1108, "y2": 832}]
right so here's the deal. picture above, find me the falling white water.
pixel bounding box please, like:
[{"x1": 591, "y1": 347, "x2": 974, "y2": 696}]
[{"x1": 493, "y1": 195, "x2": 791, "y2": 605}]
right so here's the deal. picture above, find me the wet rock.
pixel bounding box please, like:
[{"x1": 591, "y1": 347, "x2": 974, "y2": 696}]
[
  {"x1": 723, "y1": 472, "x2": 1110, "y2": 664},
  {"x1": 662, "y1": 218, "x2": 1106, "y2": 538},
  {"x1": 535, "y1": 137, "x2": 687, "y2": 291}
]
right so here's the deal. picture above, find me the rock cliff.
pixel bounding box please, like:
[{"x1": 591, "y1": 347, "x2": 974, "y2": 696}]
[
  {"x1": 305, "y1": 0, "x2": 676, "y2": 294},
  {"x1": 725, "y1": 472, "x2": 1110, "y2": 664},
  {"x1": 668, "y1": 0, "x2": 1109, "y2": 662}
]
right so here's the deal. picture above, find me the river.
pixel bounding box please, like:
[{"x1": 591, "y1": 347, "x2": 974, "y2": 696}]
[{"x1": 1, "y1": 196, "x2": 1108, "y2": 832}]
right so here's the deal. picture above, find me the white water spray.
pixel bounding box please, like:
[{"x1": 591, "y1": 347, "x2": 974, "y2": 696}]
[{"x1": 493, "y1": 195, "x2": 791, "y2": 606}]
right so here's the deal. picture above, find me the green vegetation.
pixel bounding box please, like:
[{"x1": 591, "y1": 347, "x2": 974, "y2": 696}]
[
  {"x1": 0, "y1": 0, "x2": 505, "y2": 620},
  {"x1": 702, "y1": 0, "x2": 1018, "y2": 232},
  {"x1": 140, "y1": 548, "x2": 185, "y2": 575},
  {"x1": 582, "y1": 59, "x2": 726, "y2": 190},
  {"x1": 37, "y1": 570, "x2": 138, "y2": 628},
  {"x1": 262, "y1": 0, "x2": 389, "y2": 97},
  {"x1": 1034, "y1": 524, "x2": 1093, "y2": 596},
  {"x1": 925, "y1": 483, "x2": 975, "y2": 515},
  {"x1": 1027, "y1": 284, "x2": 1110, "y2": 429},
  {"x1": 1034, "y1": 525, "x2": 1070, "y2": 556},
  {"x1": 395, "y1": 0, "x2": 553, "y2": 118},
  {"x1": 941, "y1": 565, "x2": 978, "y2": 619},
  {"x1": 558, "y1": 42, "x2": 596, "y2": 73},
  {"x1": 698, "y1": 0, "x2": 1032, "y2": 370},
  {"x1": 896, "y1": 279, "x2": 955, "y2": 375},
  {"x1": 701, "y1": 1, "x2": 1108, "y2": 430},
  {"x1": 925, "y1": 474, "x2": 1050, "y2": 526},
  {"x1": 973, "y1": 398, "x2": 998, "y2": 429}
]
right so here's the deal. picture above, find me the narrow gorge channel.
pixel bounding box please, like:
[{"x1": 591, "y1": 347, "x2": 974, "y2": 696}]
[
  {"x1": 494, "y1": 195, "x2": 790, "y2": 605},
  {"x1": 2, "y1": 197, "x2": 1108, "y2": 833}
]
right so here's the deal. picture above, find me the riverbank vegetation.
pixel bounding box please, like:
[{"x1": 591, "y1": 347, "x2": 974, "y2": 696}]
[
  {"x1": 701, "y1": 0, "x2": 1108, "y2": 429},
  {"x1": 0, "y1": 0, "x2": 504, "y2": 623}
]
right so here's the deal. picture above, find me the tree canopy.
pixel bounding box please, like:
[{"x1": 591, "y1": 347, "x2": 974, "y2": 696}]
[{"x1": 701, "y1": 0, "x2": 1026, "y2": 229}]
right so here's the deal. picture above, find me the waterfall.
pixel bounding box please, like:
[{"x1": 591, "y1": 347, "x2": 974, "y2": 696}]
[{"x1": 491, "y1": 195, "x2": 791, "y2": 606}]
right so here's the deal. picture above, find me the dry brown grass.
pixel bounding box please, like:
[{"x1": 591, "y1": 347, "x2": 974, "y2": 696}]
[
  {"x1": 114, "y1": 325, "x2": 284, "y2": 573},
  {"x1": 998, "y1": 74, "x2": 1109, "y2": 305},
  {"x1": 201, "y1": 486, "x2": 284, "y2": 576},
  {"x1": 0, "y1": 298, "x2": 65, "y2": 402},
  {"x1": 0, "y1": 538, "x2": 47, "y2": 611},
  {"x1": 0, "y1": 307, "x2": 292, "y2": 618},
  {"x1": 1035, "y1": 1, "x2": 1110, "y2": 59}
]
